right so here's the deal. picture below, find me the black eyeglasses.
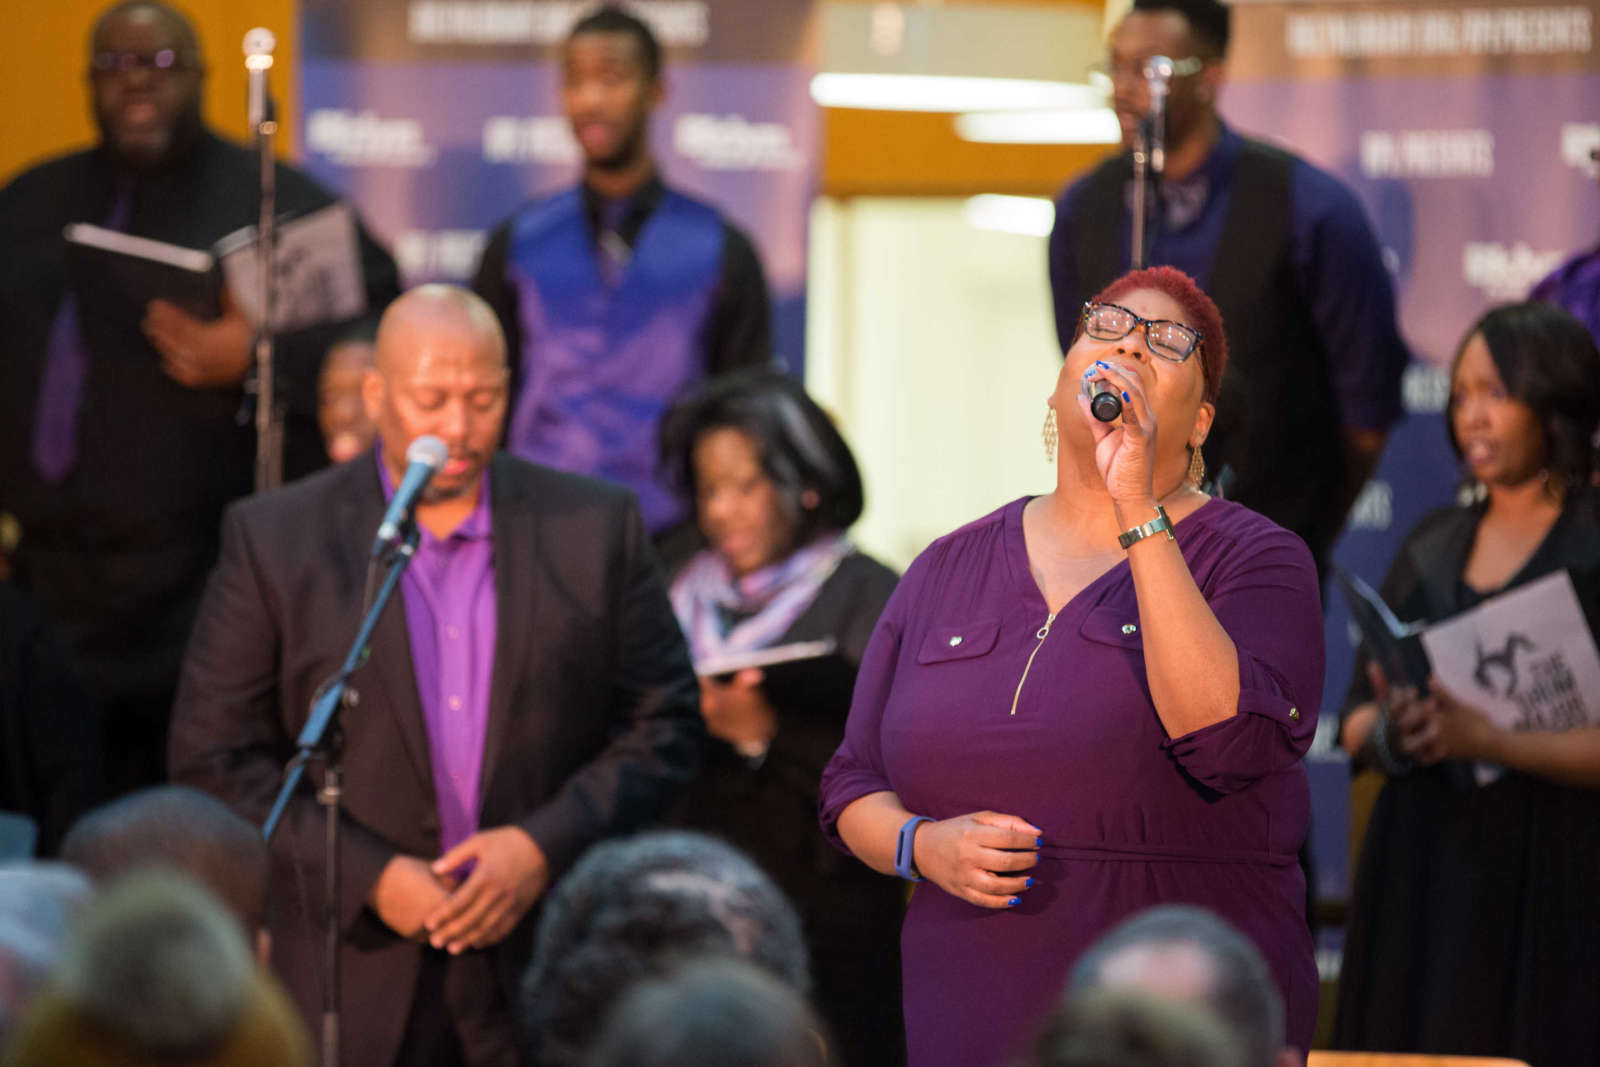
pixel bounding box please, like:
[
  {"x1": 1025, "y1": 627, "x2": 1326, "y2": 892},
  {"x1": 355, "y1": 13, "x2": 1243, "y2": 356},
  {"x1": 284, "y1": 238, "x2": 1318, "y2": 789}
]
[
  {"x1": 1088, "y1": 55, "x2": 1207, "y2": 85},
  {"x1": 90, "y1": 49, "x2": 194, "y2": 77},
  {"x1": 1080, "y1": 301, "x2": 1203, "y2": 364}
]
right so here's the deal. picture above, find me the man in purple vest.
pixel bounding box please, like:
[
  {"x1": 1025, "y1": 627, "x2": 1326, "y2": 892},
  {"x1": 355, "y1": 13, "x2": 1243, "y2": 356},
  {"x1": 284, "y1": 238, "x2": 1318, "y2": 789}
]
[
  {"x1": 1049, "y1": 0, "x2": 1409, "y2": 578},
  {"x1": 472, "y1": 5, "x2": 772, "y2": 549}
]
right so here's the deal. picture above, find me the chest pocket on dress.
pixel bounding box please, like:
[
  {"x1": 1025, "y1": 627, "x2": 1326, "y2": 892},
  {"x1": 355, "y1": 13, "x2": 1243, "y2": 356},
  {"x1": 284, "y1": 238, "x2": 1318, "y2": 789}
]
[
  {"x1": 916, "y1": 619, "x2": 1000, "y2": 665},
  {"x1": 1078, "y1": 605, "x2": 1145, "y2": 651}
]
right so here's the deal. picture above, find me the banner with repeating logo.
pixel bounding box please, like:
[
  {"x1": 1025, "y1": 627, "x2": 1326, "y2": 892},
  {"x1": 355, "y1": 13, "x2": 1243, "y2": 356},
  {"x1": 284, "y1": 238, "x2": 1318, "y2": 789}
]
[
  {"x1": 297, "y1": 0, "x2": 821, "y2": 366},
  {"x1": 1222, "y1": 0, "x2": 1600, "y2": 906}
]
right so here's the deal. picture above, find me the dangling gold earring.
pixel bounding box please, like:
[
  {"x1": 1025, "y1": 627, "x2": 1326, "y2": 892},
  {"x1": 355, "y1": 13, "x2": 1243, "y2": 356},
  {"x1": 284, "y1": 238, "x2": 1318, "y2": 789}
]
[
  {"x1": 1043, "y1": 408, "x2": 1058, "y2": 463},
  {"x1": 1187, "y1": 444, "x2": 1206, "y2": 487}
]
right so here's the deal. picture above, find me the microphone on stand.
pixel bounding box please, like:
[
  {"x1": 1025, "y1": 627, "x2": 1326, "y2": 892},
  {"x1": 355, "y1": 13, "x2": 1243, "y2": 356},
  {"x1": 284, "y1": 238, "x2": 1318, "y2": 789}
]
[
  {"x1": 1143, "y1": 55, "x2": 1174, "y2": 175},
  {"x1": 244, "y1": 28, "x2": 276, "y2": 127},
  {"x1": 372, "y1": 436, "x2": 449, "y2": 558}
]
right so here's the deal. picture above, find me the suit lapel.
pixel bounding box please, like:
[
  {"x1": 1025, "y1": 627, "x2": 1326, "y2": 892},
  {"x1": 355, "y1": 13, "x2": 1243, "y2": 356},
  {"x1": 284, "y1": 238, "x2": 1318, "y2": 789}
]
[
  {"x1": 340, "y1": 463, "x2": 435, "y2": 795},
  {"x1": 480, "y1": 455, "x2": 532, "y2": 808}
]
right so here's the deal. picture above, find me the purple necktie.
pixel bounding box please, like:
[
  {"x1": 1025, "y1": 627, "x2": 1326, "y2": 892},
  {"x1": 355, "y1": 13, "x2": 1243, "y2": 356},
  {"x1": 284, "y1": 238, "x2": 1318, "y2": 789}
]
[
  {"x1": 596, "y1": 198, "x2": 631, "y2": 289},
  {"x1": 32, "y1": 181, "x2": 135, "y2": 483}
]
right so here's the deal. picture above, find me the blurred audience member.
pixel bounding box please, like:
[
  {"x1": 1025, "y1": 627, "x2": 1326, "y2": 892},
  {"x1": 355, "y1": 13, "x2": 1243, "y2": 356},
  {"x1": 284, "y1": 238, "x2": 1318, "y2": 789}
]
[
  {"x1": 0, "y1": 582, "x2": 100, "y2": 858},
  {"x1": 1334, "y1": 302, "x2": 1600, "y2": 1065},
  {"x1": 59, "y1": 785, "x2": 269, "y2": 960},
  {"x1": 659, "y1": 370, "x2": 903, "y2": 1065},
  {"x1": 0, "y1": 0, "x2": 400, "y2": 796},
  {"x1": 521, "y1": 830, "x2": 809, "y2": 1067},
  {"x1": 0, "y1": 862, "x2": 93, "y2": 1045},
  {"x1": 1068, "y1": 906, "x2": 1297, "y2": 1067},
  {"x1": 1048, "y1": 0, "x2": 1408, "y2": 576},
  {"x1": 1530, "y1": 143, "x2": 1600, "y2": 344},
  {"x1": 1025, "y1": 988, "x2": 1241, "y2": 1067},
  {"x1": 318, "y1": 327, "x2": 379, "y2": 463},
  {"x1": 2, "y1": 870, "x2": 308, "y2": 1066},
  {"x1": 473, "y1": 5, "x2": 771, "y2": 543},
  {"x1": 586, "y1": 957, "x2": 834, "y2": 1067}
]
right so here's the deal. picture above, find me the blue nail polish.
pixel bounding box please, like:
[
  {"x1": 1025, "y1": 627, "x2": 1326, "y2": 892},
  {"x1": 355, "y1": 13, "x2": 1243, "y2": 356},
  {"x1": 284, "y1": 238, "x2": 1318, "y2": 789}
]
[
  {"x1": 1035, "y1": 836, "x2": 1044, "y2": 847},
  {"x1": 1025, "y1": 877, "x2": 1036, "y2": 888},
  {"x1": 1122, "y1": 391, "x2": 1130, "y2": 402},
  {"x1": 1007, "y1": 896, "x2": 1020, "y2": 907}
]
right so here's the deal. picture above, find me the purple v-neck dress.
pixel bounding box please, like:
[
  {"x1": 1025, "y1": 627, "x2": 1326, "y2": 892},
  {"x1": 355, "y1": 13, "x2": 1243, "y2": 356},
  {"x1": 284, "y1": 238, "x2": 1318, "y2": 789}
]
[{"x1": 821, "y1": 497, "x2": 1323, "y2": 1066}]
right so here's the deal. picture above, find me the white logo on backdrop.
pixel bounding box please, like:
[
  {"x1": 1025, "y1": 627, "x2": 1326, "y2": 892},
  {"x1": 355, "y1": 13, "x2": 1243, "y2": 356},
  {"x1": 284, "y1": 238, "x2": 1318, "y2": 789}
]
[
  {"x1": 1461, "y1": 241, "x2": 1566, "y2": 301},
  {"x1": 1286, "y1": 7, "x2": 1592, "y2": 59},
  {"x1": 1402, "y1": 363, "x2": 1450, "y2": 415},
  {"x1": 1348, "y1": 479, "x2": 1394, "y2": 531},
  {"x1": 1561, "y1": 123, "x2": 1600, "y2": 177},
  {"x1": 483, "y1": 116, "x2": 581, "y2": 165},
  {"x1": 306, "y1": 110, "x2": 438, "y2": 168},
  {"x1": 409, "y1": 1, "x2": 709, "y2": 46},
  {"x1": 1359, "y1": 129, "x2": 1494, "y2": 178},
  {"x1": 395, "y1": 230, "x2": 488, "y2": 282},
  {"x1": 673, "y1": 114, "x2": 805, "y2": 172}
]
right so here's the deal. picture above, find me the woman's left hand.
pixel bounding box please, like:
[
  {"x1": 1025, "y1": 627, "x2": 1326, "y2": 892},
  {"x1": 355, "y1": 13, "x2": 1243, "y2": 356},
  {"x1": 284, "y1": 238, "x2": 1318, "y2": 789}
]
[
  {"x1": 1394, "y1": 676, "x2": 1503, "y2": 765},
  {"x1": 698, "y1": 669, "x2": 778, "y2": 753},
  {"x1": 1077, "y1": 359, "x2": 1156, "y2": 504}
]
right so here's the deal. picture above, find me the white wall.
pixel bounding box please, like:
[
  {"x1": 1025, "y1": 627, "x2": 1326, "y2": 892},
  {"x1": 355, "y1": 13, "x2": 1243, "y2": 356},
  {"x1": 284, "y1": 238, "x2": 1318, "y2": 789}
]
[{"x1": 805, "y1": 197, "x2": 1064, "y2": 570}]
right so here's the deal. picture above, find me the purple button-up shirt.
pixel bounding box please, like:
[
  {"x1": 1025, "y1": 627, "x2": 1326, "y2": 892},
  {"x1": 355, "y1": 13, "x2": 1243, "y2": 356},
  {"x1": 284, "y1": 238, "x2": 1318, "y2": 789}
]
[{"x1": 378, "y1": 448, "x2": 497, "y2": 853}]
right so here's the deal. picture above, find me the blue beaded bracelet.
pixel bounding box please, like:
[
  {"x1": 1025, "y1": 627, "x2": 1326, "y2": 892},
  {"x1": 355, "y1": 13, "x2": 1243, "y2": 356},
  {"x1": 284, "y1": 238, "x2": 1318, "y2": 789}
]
[{"x1": 895, "y1": 815, "x2": 933, "y2": 881}]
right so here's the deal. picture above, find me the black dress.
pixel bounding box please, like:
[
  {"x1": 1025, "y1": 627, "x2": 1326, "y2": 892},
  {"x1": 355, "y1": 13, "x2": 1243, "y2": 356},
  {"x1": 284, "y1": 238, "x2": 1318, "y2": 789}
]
[
  {"x1": 1332, "y1": 487, "x2": 1600, "y2": 1065},
  {"x1": 669, "y1": 552, "x2": 907, "y2": 1067}
]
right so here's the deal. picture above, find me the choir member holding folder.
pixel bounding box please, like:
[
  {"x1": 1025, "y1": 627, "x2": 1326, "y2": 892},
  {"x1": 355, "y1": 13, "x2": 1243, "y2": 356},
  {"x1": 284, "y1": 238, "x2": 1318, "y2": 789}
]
[
  {"x1": 1333, "y1": 302, "x2": 1600, "y2": 1065},
  {"x1": 659, "y1": 370, "x2": 905, "y2": 1067}
]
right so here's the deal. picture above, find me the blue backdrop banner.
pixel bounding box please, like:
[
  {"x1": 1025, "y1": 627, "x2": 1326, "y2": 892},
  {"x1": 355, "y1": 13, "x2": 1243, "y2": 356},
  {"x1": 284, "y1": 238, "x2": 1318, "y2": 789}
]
[{"x1": 297, "y1": 0, "x2": 821, "y2": 368}]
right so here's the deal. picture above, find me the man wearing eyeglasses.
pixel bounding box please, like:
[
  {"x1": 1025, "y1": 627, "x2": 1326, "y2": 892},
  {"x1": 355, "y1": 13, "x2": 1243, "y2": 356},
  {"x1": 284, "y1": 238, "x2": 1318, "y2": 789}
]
[
  {"x1": 1049, "y1": 0, "x2": 1409, "y2": 579},
  {"x1": 0, "y1": 0, "x2": 400, "y2": 797}
]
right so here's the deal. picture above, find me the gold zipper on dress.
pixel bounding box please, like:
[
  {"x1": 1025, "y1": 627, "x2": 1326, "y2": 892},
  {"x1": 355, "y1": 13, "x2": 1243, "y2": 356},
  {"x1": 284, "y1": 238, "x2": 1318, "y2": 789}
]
[{"x1": 1009, "y1": 612, "x2": 1057, "y2": 715}]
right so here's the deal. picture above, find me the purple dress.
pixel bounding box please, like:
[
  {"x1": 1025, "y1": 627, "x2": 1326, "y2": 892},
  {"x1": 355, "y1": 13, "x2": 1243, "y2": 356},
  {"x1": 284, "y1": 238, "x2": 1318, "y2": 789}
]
[{"x1": 820, "y1": 497, "x2": 1323, "y2": 1066}]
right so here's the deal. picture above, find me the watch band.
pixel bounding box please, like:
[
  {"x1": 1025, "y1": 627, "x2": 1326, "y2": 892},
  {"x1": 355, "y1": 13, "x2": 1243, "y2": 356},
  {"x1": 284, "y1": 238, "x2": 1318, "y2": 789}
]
[
  {"x1": 1117, "y1": 504, "x2": 1175, "y2": 550},
  {"x1": 895, "y1": 815, "x2": 933, "y2": 881}
]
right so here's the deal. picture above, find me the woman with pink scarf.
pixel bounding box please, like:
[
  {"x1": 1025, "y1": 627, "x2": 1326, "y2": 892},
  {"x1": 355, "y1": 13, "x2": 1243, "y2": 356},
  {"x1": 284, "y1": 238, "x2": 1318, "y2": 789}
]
[{"x1": 659, "y1": 370, "x2": 904, "y2": 1067}]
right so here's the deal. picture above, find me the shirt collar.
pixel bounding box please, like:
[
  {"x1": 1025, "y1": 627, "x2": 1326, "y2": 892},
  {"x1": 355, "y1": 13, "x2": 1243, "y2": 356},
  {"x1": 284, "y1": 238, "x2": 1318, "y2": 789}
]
[
  {"x1": 581, "y1": 174, "x2": 665, "y2": 241},
  {"x1": 373, "y1": 442, "x2": 494, "y2": 543}
]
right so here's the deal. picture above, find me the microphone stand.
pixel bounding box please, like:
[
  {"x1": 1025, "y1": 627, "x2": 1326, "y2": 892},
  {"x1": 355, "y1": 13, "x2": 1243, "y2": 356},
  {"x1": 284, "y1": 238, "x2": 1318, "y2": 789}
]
[
  {"x1": 245, "y1": 29, "x2": 283, "y2": 492},
  {"x1": 262, "y1": 523, "x2": 421, "y2": 1067},
  {"x1": 1129, "y1": 57, "x2": 1173, "y2": 271}
]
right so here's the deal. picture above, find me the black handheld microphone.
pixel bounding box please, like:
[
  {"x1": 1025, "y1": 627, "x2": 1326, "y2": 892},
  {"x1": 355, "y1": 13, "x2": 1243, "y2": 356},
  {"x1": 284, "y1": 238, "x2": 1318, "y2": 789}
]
[
  {"x1": 371, "y1": 435, "x2": 448, "y2": 558},
  {"x1": 1089, "y1": 382, "x2": 1123, "y2": 422}
]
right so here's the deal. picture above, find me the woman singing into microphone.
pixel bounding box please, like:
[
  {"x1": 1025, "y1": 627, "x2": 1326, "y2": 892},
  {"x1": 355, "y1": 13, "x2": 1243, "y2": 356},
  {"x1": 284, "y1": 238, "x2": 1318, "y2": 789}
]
[{"x1": 820, "y1": 267, "x2": 1323, "y2": 1067}]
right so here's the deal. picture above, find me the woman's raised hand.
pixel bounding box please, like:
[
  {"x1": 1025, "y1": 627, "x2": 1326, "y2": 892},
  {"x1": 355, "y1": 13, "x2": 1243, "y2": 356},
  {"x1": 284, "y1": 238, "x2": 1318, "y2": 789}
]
[
  {"x1": 912, "y1": 810, "x2": 1042, "y2": 909},
  {"x1": 1077, "y1": 359, "x2": 1157, "y2": 504}
]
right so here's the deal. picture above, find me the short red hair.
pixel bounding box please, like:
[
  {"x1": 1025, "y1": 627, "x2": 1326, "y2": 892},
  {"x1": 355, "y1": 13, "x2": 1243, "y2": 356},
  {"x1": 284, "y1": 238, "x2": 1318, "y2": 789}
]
[{"x1": 1087, "y1": 266, "x2": 1228, "y2": 405}]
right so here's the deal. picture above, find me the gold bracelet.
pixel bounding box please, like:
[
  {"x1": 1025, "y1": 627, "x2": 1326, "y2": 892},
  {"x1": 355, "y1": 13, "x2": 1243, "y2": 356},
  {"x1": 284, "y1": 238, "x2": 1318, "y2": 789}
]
[{"x1": 1117, "y1": 504, "x2": 1175, "y2": 550}]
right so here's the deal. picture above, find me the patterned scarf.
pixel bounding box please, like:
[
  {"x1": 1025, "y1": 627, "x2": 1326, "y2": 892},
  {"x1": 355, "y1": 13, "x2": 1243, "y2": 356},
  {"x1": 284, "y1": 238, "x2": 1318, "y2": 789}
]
[{"x1": 671, "y1": 533, "x2": 854, "y2": 664}]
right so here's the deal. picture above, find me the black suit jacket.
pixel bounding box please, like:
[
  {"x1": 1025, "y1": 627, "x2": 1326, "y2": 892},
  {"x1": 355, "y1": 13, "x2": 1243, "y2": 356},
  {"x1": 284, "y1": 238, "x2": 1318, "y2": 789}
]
[{"x1": 169, "y1": 453, "x2": 703, "y2": 1065}]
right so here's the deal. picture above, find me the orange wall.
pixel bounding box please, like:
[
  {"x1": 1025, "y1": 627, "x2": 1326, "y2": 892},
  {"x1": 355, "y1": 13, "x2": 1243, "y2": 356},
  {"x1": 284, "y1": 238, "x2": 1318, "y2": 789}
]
[
  {"x1": 1, "y1": 0, "x2": 298, "y2": 185},
  {"x1": 1, "y1": 0, "x2": 1103, "y2": 198}
]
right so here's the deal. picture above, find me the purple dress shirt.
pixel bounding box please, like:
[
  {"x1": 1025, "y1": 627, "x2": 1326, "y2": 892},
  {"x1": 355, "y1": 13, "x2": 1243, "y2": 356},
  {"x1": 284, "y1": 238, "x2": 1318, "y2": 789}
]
[
  {"x1": 379, "y1": 450, "x2": 497, "y2": 853},
  {"x1": 820, "y1": 497, "x2": 1324, "y2": 1067}
]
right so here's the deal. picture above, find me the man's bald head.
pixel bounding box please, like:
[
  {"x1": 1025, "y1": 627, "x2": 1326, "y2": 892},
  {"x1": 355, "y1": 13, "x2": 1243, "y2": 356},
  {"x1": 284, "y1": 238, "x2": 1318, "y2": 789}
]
[
  {"x1": 366, "y1": 285, "x2": 510, "y2": 503},
  {"x1": 374, "y1": 284, "x2": 507, "y2": 378},
  {"x1": 91, "y1": 1, "x2": 199, "y2": 56}
]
